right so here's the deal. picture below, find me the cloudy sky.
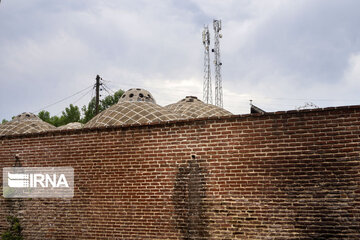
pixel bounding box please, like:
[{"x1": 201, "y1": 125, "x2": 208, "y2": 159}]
[{"x1": 1, "y1": 0, "x2": 360, "y2": 120}]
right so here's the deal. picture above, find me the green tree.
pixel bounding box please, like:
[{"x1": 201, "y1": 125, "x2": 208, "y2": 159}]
[
  {"x1": 51, "y1": 116, "x2": 63, "y2": 127},
  {"x1": 101, "y1": 89, "x2": 124, "y2": 109},
  {"x1": 1, "y1": 115, "x2": 17, "y2": 124},
  {"x1": 39, "y1": 104, "x2": 80, "y2": 127},
  {"x1": 81, "y1": 97, "x2": 96, "y2": 124},
  {"x1": 38, "y1": 110, "x2": 61, "y2": 126},
  {"x1": 81, "y1": 89, "x2": 124, "y2": 123},
  {"x1": 62, "y1": 104, "x2": 80, "y2": 125},
  {"x1": 38, "y1": 89, "x2": 124, "y2": 126},
  {"x1": 38, "y1": 110, "x2": 51, "y2": 123}
]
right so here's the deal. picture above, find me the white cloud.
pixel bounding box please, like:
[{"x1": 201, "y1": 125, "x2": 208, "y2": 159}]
[
  {"x1": 342, "y1": 53, "x2": 360, "y2": 87},
  {"x1": 1, "y1": 0, "x2": 360, "y2": 120},
  {"x1": 2, "y1": 32, "x2": 90, "y2": 79}
]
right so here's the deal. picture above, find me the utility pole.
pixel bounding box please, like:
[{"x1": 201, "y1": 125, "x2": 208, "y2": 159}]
[
  {"x1": 213, "y1": 19, "x2": 223, "y2": 108},
  {"x1": 95, "y1": 75, "x2": 101, "y2": 115},
  {"x1": 202, "y1": 25, "x2": 212, "y2": 104}
]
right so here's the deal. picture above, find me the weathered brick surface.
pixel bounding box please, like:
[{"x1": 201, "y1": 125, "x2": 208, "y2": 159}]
[{"x1": 0, "y1": 106, "x2": 360, "y2": 239}]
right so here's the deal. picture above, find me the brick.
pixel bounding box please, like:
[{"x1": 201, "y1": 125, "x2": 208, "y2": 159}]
[{"x1": 0, "y1": 106, "x2": 360, "y2": 239}]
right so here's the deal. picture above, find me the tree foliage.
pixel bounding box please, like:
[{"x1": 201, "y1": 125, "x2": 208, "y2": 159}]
[
  {"x1": 62, "y1": 104, "x2": 81, "y2": 124},
  {"x1": 38, "y1": 104, "x2": 81, "y2": 127},
  {"x1": 37, "y1": 89, "x2": 124, "y2": 126},
  {"x1": 81, "y1": 89, "x2": 124, "y2": 124},
  {"x1": 2, "y1": 89, "x2": 124, "y2": 127},
  {"x1": 38, "y1": 110, "x2": 51, "y2": 123},
  {"x1": 1, "y1": 216, "x2": 23, "y2": 240}
]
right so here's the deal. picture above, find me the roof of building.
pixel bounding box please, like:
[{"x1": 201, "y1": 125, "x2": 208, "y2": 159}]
[
  {"x1": 84, "y1": 88, "x2": 180, "y2": 128},
  {"x1": 0, "y1": 112, "x2": 56, "y2": 136},
  {"x1": 118, "y1": 88, "x2": 156, "y2": 103},
  {"x1": 164, "y1": 96, "x2": 232, "y2": 119},
  {"x1": 250, "y1": 104, "x2": 266, "y2": 114},
  {"x1": 57, "y1": 122, "x2": 84, "y2": 130}
]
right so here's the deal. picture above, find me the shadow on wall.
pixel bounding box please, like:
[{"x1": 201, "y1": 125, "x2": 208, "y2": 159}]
[{"x1": 173, "y1": 155, "x2": 209, "y2": 240}]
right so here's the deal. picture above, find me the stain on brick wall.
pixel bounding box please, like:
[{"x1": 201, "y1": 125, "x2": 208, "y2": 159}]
[{"x1": 173, "y1": 155, "x2": 209, "y2": 240}]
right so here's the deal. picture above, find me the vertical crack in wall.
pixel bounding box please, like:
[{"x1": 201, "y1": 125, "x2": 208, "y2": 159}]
[{"x1": 173, "y1": 155, "x2": 209, "y2": 240}]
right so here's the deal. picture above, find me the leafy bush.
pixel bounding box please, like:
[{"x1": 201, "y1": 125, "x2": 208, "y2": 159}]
[{"x1": 1, "y1": 216, "x2": 23, "y2": 240}]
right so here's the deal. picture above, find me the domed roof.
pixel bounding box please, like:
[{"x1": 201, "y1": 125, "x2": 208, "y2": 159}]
[
  {"x1": 119, "y1": 88, "x2": 155, "y2": 103},
  {"x1": 164, "y1": 96, "x2": 232, "y2": 119},
  {"x1": 84, "y1": 88, "x2": 180, "y2": 128},
  {"x1": 57, "y1": 122, "x2": 84, "y2": 130},
  {"x1": 0, "y1": 112, "x2": 56, "y2": 136}
]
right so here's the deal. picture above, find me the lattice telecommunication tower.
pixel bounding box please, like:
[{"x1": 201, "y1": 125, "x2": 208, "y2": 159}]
[
  {"x1": 202, "y1": 25, "x2": 212, "y2": 104},
  {"x1": 213, "y1": 19, "x2": 223, "y2": 108}
]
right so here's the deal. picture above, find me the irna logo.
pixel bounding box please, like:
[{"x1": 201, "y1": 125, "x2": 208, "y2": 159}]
[
  {"x1": 3, "y1": 167, "x2": 74, "y2": 198},
  {"x1": 7, "y1": 172, "x2": 69, "y2": 188}
]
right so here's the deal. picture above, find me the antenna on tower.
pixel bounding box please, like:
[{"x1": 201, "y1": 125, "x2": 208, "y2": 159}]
[
  {"x1": 213, "y1": 19, "x2": 223, "y2": 108},
  {"x1": 202, "y1": 25, "x2": 212, "y2": 104}
]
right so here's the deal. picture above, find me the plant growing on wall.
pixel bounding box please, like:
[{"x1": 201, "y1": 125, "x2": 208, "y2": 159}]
[{"x1": 1, "y1": 216, "x2": 23, "y2": 240}]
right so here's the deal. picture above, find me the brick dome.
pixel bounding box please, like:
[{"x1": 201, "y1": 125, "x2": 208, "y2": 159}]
[
  {"x1": 84, "y1": 89, "x2": 180, "y2": 128},
  {"x1": 0, "y1": 112, "x2": 56, "y2": 136},
  {"x1": 57, "y1": 122, "x2": 84, "y2": 130},
  {"x1": 118, "y1": 88, "x2": 155, "y2": 103},
  {"x1": 164, "y1": 96, "x2": 232, "y2": 119}
]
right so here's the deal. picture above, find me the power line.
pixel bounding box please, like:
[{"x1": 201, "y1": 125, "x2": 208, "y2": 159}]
[
  {"x1": 102, "y1": 83, "x2": 115, "y2": 94},
  {"x1": 245, "y1": 96, "x2": 360, "y2": 102},
  {"x1": 54, "y1": 88, "x2": 93, "y2": 116},
  {"x1": 73, "y1": 88, "x2": 94, "y2": 105},
  {"x1": 262, "y1": 97, "x2": 360, "y2": 102},
  {"x1": 33, "y1": 85, "x2": 93, "y2": 113},
  {"x1": 102, "y1": 81, "x2": 360, "y2": 104},
  {"x1": 94, "y1": 76, "x2": 360, "y2": 104},
  {"x1": 90, "y1": 84, "x2": 94, "y2": 100},
  {"x1": 102, "y1": 85, "x2": 112, "y2": 96}
]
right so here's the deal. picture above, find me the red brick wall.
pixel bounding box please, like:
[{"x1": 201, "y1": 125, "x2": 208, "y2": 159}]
[{"x1": 0, "y1": 106, "x2": 360, "y2": 239}]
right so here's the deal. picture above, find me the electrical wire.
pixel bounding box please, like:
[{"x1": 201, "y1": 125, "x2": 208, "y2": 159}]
[
  {"x1": 102, "y1": 84, "x2": 115, "y2": 95},
  {"x1": 95, "y1": 78, "x2": 360, "y2": 106},
  {"x1": 54, "y1": 88, "x2": 94, "y2": 116},
  {"x1": 102, "y1": 87, "x2": 112, "y2": 96},
  {"x1": 90, "y1": 85, "x2": 94, "y2": 101},
  {"x1": 249, "y1": 96, "x2": 360, "y2": 102},
  {"x1": 72, "y1": 88, "x2": 94, "y2": 105},
  {"x1": 33, "y1": 85, "x2": 94, "y2": 113}
]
